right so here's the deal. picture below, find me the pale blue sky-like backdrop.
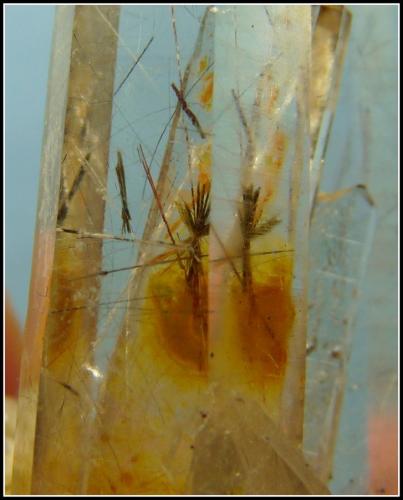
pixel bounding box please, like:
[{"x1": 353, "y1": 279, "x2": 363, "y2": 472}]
[{"x1": 5, "y1": 5, "x2": 55, "y2": 321}]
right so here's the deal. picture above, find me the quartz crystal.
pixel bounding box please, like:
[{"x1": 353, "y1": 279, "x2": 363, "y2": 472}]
[
  {"x1": 12, "y1": 5, "x2": 354, "y2": 495},
  {"x1": 304, "y1": 186, "x2": 376, "y2": 482}
]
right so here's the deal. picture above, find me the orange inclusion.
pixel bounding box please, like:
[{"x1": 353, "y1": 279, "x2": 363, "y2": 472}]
[
  {"x1": 232, "y1": 255, "x2": 295, "y2": 383},
  {"x1": 120, "y1": 472, "x2": 134, "y2": 486},
  {"x1": 269, "y1": 130, "x2": 287, "y2": 171},
  {"x1": 5, "y1": 295, "x2": 22, "y2": 397},
  {"x1": 195, "y1": 143, "x2": 212, "y2": 186},
  {"x1": 198, "y1": 72, "x2": 214, "y2": 111},
  {"x1": 199, "y1": 172, "x2": 210, "y2": 186},
  {"x1": 262, "y1": 130, "x2": 288, "y2": 203},
  {"x1": 198, "y1": 55, "x2": 208, "y2": 74},
  {"x1": 147, "y1": 267, "x2": 208, "y2": 373},
  {"x1": 267, "y1": 86, "x2": 279, "y2": 114}
]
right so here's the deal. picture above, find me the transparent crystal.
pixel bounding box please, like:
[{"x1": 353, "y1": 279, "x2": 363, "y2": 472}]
[
  {"x1": 304, "y1": 186, "x2": 376, "y2": 482},
  {"x1": 309, "y1": 6, "x2": 351, "y2": 210},
  {"x1": 11, "y1": 5, "x2": 354, "y2": 495}
]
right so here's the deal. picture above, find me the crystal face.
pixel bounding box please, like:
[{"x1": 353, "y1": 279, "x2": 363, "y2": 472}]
[
  {"x1": 304, "y1": 185, "x2": 376, "y2": 482},
  {"x1": 12, "y1": 5, "x2": 357, "y2": 495}
]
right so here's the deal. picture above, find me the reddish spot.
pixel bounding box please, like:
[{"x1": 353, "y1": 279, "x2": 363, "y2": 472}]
[
  {"x1": 120, "y1": 472, "x2": 133, "y2": 486},
  {"x1": 100, "y1": 432, "x2": 109, "y2": 443},
  {"x1": 233, "y1": 256, "x2": 295, "y2": 382},
  {"x1": 148, "y1": 270, "x2": 208, "y2": 373},
  {"x1": 369, "y1": 412, "x2": 398, "y2": 494}
]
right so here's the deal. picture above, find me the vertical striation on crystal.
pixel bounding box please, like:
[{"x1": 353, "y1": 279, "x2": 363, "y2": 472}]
[
  {"x1": 208, "y1": 6, "x2": 311, "y2": 449},
  {"x1": 304, "y1": 185, "x2": 375, "y2": 482},
  {"x1": 309, "y1": 6, "x2": 352, "y2": 210},
  {"x1": 13, "y1": 6, "x2": 120, "y2": 494}
]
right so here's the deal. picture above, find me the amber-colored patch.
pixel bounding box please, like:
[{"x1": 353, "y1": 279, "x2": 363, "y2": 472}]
[
  {"x1": 262, "y1": 130, "x2": 288, "y2": 203},
  {"x1": 120, "y1": 472, "x2": 133, "y2": 486},
  {"x1": 147, "y1": 268, "x2": 208, "y2": 373},
  {"x1": 265, "y1": 130, "x2": 287, "y2": 173},
  {"x1": 237, "y1": 284, "x2": 294, "y2": 378},
  {"x1": 194, "y1": 143, "x2": 211, "y2": 186},
  {"x1": 99, "y1": 432, "x2": 109, "y2": 443},
  {"x1": 267, "y1": 86, "x2": 279, "y2": 114},
  {"x1": 232, "y1": 254, "x2": 295, "y2": 382},
  {"x1": 198, "y1": 55, "x2": 208, "y2": 74},
  {"x1": 198, "y1": 72, "x2": 214, "y2": 111}
]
